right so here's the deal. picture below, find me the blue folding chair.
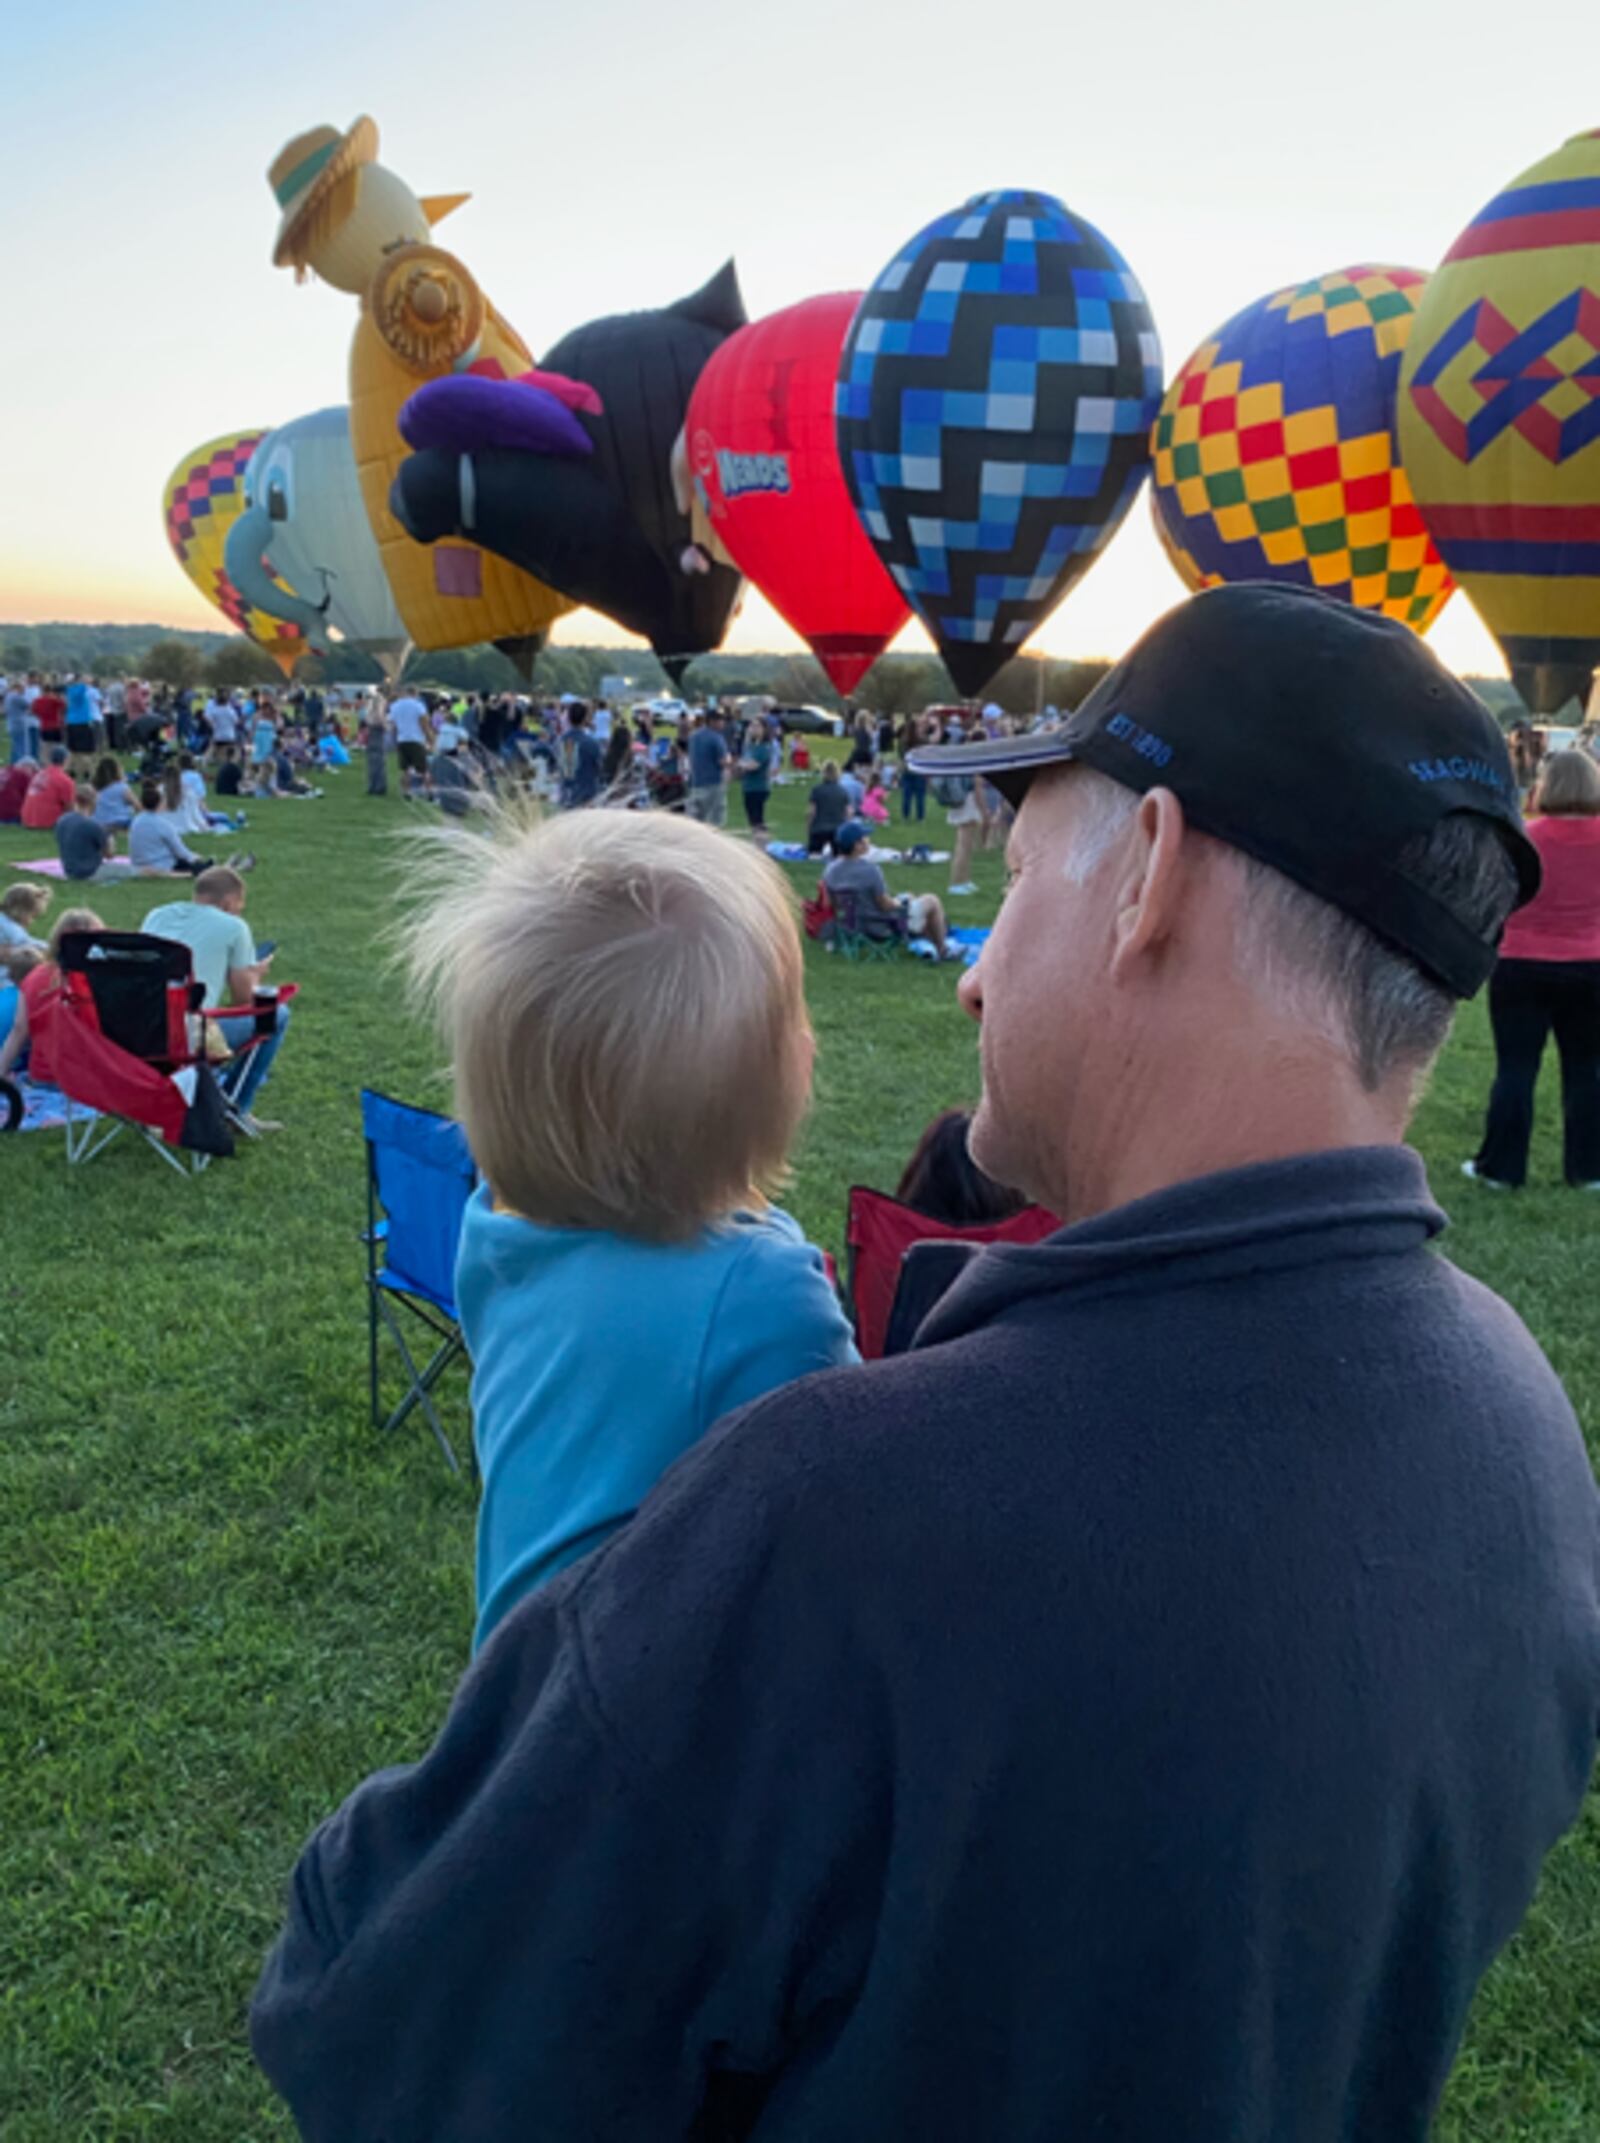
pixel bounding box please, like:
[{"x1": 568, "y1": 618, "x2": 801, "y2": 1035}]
[{"x1": 362, "y1": 1088, "x2": 477, "y2": 1475}]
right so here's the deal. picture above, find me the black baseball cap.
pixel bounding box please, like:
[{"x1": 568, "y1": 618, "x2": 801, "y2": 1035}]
[{"x1": 908, "y1": 583, "x2": 1540, "y2": 997}]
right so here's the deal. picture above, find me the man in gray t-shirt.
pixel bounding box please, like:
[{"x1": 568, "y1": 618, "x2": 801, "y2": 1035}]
[{"x1": 822, "y1": 822, "x2": 959, "y2": 959}]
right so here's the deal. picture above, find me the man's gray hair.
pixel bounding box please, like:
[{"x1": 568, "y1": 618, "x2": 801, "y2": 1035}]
[{"x1": 1061, "y1": 769, "x2": 1520, "y2": 1090}]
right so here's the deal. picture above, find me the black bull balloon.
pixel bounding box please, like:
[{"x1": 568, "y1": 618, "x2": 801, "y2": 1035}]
[{"x1": 391, "y1": 264, "x2": 747, "y2": 677}]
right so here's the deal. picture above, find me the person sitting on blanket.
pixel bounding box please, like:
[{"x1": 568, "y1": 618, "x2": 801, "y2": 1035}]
[
  {"x1": 823, "y1": 822, "x2": 963, "y2": 961},
  {"x1": 0, "y1": 883, "x2": 51, "y2": 956},
  {"x1": 404, "y1": 807, "x2": 857, "y2": 1651},
  {"x1": 0, "y1": 907, "x2": 105, "y2": 1089},
  {"x1": 140, "y1": 866, "x2": 286, "y2": 1137},
  {"x1": 57, "y1": 783, "x2": 134, "y2": 882},
  {"x1": 805, "y1": 760, "x2": 850, "y2": 856}
]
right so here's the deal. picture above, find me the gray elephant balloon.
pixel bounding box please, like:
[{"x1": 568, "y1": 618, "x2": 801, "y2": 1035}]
[{"x1": 225, "y1": 405, "x2": 411, "y2": 681}]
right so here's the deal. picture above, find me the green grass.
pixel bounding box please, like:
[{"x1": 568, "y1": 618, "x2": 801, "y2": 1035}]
[{"x1": 0, "y1": 770, "x2": 1594, "y2": 2140}]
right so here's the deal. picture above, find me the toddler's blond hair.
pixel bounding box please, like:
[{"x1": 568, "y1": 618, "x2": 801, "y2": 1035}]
[
  {"x1": 408, "y1": 809, "x2": 810, "y2": 1242},
  {"x1": 2, "y1": 883, "x2": 51, "y2": 925}
]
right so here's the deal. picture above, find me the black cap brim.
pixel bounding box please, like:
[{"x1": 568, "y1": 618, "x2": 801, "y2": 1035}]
[
  {"x1": 905, "y1": 582, "x2": 1542, "y2": 1000},
  {"x1": 907, "y1": 730, "x2": 1082, "y2": 808}
]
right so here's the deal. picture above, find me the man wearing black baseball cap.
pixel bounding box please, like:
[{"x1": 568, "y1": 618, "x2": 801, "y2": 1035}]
[
  {"x1": 253, "y1": 587, "x2": 1599, "y2": 2143},
  {"x1": 914, "y1": 578, "x2": 1539, "y2": 997}
]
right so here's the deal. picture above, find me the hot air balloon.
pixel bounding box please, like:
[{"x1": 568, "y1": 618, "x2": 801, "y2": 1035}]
[
  {"x1": 835, "y1": 189, "x2": 1162, "y2": 699},
  {"x1": 1148, "y1": 491, "x2": 1221, "y2": 595},
  {"x1": 1151, "y1": 266, "x2": 1453, "y2": 635},
  {"x1": 265, "y1": 116, "x2": 572, "y2": 670},
  {"x1": 224, "y1": 406, "x2": 411, "y2": 682},
  {"x1": 1398, "y1": 130, "x2": 1600, "y2": 712},
  {"x1": 682, "y1": 292, "x2": 909, "y2": 696},
  {"x1": 162, "y1": 431, "x2": 308, "y2": 677},
  {"x1": 392, "y1": 266, "x2": 748, "y2": 678}
]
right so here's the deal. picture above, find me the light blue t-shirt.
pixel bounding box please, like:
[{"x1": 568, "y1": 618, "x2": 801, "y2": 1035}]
[
  {"x1": 127, "y1": 813, "x2": 199, "y2": 875},
  {"x1": 94, "y1": 780, "x2": 136, "y2": 828},
  {"x1": 140, "y1": 898, "x2": 254, "y2": 1007},
  {"x1": 457, "y1": 1187, "x2": 857, "y2": 1649}
]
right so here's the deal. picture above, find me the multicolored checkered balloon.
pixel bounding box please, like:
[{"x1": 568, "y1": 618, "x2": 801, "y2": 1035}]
[
  {"x1": 1151, "y1": 266, "x2": 1453, "y2": 635},
  {"x1": 836, "y1": 190, "x2": 1162, "y2": 698}
]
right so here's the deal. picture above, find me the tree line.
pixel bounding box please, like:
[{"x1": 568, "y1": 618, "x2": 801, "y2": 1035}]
[
  {"x1": 6, "y1": 618, "x2": 1525, "y2": 725},
  {"x1": 1, "y1": 621, "x2": 1124, "y2": 716}
]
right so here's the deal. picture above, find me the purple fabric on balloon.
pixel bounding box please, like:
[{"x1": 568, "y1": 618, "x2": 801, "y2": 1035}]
[{"x1": 399, "y1": 376, "x2": 595, "y2": 458}]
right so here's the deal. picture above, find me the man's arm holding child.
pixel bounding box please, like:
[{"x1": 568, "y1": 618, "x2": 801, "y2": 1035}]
[{"x1": 251, "y1": 1391, "x2": 886, "y2": 2142}]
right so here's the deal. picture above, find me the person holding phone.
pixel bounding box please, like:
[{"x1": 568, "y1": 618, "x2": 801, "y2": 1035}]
[{"x1": 140, "y1": 866, "x2": 290, "y2": 1136}]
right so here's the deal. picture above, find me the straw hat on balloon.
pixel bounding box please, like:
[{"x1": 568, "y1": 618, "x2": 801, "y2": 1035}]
[{"x1": 270, "y1": 118, "x2": 380, "y2": 271}]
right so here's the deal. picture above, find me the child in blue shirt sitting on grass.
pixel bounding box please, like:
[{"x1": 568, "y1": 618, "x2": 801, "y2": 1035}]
[{"x1": 410, "y1": 807, "x2": 857, "y2": 1650}]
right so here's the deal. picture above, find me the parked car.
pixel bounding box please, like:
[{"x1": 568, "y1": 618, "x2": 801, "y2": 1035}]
[
  {"x1": 769, "y1": 704, "x2": 845, "y2": 736},
  {"x1": 1535, "y1": 724, "x2": 1578, "y2": 754}
]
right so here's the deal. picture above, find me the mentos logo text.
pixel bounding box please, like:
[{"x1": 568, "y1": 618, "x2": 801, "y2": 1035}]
[
  {"x1": 719, "y1": 450, "x2": 791, "y2": 499},
  {"x1": 1407, "y1": 756, "x2": 1508, "y2": 794},
  {"x1": 1105, "y1": 710, "x2": 1173, "y2": 768}
]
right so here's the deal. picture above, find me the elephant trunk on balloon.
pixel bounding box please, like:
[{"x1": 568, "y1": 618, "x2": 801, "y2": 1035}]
[{"x1": 223, "y1": 507, "x2": 334, "y2": 646}]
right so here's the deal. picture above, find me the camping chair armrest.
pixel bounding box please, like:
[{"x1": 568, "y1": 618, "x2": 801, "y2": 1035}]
[{"x1": 195, "y1": 982, "x2": 300, "y2": 1022}]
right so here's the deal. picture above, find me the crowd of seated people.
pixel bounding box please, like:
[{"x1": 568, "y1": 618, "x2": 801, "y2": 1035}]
[{"x1": 10, "y1": 756, "x2": 260, "y2": 883}]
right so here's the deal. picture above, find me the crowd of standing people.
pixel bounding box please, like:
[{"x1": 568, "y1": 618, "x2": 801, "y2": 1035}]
[{"x1": 356, "y1": 685, "x2": 1038, "y2": 902}]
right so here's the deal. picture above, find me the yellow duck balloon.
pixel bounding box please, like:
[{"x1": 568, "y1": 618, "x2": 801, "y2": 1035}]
[{"x1": 266, "y1": 116, "x2": 571, "y2": 667}]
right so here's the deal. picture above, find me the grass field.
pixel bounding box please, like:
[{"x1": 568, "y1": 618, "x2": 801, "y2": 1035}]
[{"x1": 1, "y1": 766, "x2": 1595, "y2": 2140}]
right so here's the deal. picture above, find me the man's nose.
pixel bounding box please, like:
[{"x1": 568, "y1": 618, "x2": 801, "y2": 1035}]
[{"x1": 957, "y1": 962, "x2": 983, "y2": 1023}]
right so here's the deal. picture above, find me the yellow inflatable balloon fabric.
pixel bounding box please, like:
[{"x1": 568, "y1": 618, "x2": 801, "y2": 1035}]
[
  {"x1": 1399, "y1": 129, "x2": 1600, "y2": 711},
  {"x1": 267, "y1": 118, "x2": 572, "y2": 655}
]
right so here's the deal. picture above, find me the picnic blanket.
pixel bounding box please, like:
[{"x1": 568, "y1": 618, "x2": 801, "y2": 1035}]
[
  {"x1": 8, "y1": 857, "x2": 67, "y2": 878},
  {"x1": 766, "y1": 842, "x2": 950, "y2": 866},
  {"x1": 2, "y1": 1076, "x2": 96, "y2": 1133},
  {"x1": 950, "y1": 926, "x2": 990, "y2": 968}
]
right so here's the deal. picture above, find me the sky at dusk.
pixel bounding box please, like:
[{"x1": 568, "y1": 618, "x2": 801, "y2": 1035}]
[{"x1": 5, "y1": 0, "x2": 1597, "y2": 677}]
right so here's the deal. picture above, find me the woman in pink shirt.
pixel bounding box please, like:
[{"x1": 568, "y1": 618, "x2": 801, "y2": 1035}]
[{"x1": 1468, "y1": 749, "x2": 1600, "y2": 1190}]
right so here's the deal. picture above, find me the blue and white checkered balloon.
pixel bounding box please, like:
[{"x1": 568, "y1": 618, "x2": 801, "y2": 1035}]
[{"x1": 836, "y1": 191, "x2": 1162, "y2": 696}]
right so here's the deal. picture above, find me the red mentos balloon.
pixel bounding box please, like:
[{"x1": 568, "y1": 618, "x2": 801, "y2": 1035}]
[{"x1": 685, "y1": 292, "x2": 909, "y2": 695}]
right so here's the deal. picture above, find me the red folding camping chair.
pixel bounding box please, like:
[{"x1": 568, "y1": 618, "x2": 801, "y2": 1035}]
[
  {"x1": 49, "y1": 930, "x2": 298, "y2": 1177},
  {"x1": 844, "y1": 1185, "x2": 1061, "y2": 1359}
]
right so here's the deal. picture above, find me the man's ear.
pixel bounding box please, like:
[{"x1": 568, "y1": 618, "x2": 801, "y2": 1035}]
[{"x1": 1109, "y1": 787, "x2": 1188, "y2": 980}]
